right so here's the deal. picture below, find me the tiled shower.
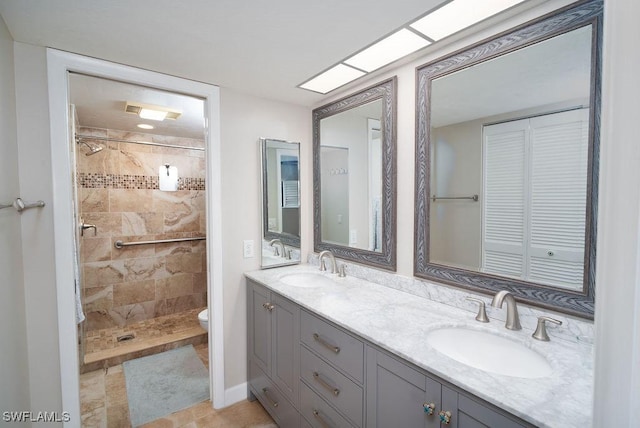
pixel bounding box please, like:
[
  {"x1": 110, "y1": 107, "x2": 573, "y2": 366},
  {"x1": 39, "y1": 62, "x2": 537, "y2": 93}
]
[{"x1": 75, "y1": 125, "x2": 208, "y2": 370}]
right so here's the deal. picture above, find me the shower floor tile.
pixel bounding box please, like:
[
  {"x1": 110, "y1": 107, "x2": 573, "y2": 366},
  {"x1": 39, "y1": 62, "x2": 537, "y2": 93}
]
[{"x1": 82, "y1": 308, "x2": 207, "y2": 373}]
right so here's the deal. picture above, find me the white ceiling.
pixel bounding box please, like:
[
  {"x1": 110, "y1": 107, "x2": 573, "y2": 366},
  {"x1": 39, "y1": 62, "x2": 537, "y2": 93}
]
[{"x1": 0, "y1": 0, "x2": 448, "y2": 107}]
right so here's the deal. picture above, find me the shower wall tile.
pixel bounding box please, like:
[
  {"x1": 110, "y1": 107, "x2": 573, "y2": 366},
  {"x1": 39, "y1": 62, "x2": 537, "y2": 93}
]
[
  {"x1": 113, "y1": 280, "x2": 155, "y2": 307},
  {"x1": 79, "y1": 126, "x2": 208, "y2": 332},
  {"x1": 124, "y1": 257, "x2": 168, "y2": 282},
  {"x1": 80, "y1": 188, "x2": 109, "y2": 212},
  {"x1": 83, "y1": 260, "x2": 126, "y2": 288},
  {"x1": 84, "y1": 286, "x2": 113, "y2": 312},
  {"x1": 109, "y1": 189, "x2": 154, "y2": 212},
  {"x1": 164, "y1": 210, "x2": 200, "y2": 233},
  {"x1": 156, "y1": 274, "x2": 194, "y2": 300},
  {"x1": 82, "y1": 237, "x2": 112, "y2": 262},
  {"x1": 121, "y1": 212, "x2": 164, "y2": 236},
  {"x1": 81, "y1": 212, "x2": 122, "y2": 237},
  {"x1": 166, "y1": 252, "x2": 203, "y2": 274}
]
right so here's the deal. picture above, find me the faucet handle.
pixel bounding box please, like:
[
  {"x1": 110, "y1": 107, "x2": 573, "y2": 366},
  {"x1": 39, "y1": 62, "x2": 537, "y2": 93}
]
[
  {"x1": 465, "y1": 297, "x2": 489, "y2": 323},
  {"x1": 338, "y1": 264, "x2": 347, "y2": 278},
  {"x1": 532, "y1": 316, "x2": 562, "y2": 341}
]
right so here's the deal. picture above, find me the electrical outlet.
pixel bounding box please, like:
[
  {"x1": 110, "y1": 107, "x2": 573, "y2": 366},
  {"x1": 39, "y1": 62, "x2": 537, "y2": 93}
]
[
  {"x1": 243, "y1": 240, "x2": 254, "y2": 258},
  {"x1": 350, "y1": 229, "x2": 358, "y2": 244}
]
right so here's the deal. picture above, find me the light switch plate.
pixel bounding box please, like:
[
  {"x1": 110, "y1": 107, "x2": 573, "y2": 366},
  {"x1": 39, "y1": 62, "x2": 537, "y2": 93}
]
[{"x1": 243, "y1": 240, "x2": 254, "y2": 258}]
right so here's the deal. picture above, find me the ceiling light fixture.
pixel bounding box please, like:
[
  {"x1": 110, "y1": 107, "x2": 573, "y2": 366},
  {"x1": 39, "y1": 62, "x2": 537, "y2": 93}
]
[
  {"x1": 410, "y1": 0, "x2": 526, "y2": 41},
  {"x1": 298, "y1": 0, "x2": 526, "y2": 95},
  {"x1": 299, "y1": 64, "x2": 366, "y2": 94},
  {"x1": 137, "y1": 124, "x2": 154, "y2": 130},
  {"x1": 344, "y1": 29, "x2": 431, "y2": 73},
  {"x1": 124, "y1": 101, "x2": 182, "y2": 122}
]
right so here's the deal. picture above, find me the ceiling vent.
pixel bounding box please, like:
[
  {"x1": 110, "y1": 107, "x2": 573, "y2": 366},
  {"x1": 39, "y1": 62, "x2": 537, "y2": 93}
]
[{"x1": 124, "y1": 101, "x2": 182, "y2": 120}]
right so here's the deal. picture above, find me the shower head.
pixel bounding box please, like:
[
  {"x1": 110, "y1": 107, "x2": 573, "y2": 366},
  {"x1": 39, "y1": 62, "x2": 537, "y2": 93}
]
[{"x1": 77, "y1": 139, "x2": 103, "y2": 156}]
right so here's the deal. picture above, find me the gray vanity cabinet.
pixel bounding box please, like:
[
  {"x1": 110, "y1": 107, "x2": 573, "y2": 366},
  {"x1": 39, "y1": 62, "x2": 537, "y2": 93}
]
[
  {"x1": 366, "y1": 348, "x2": 442, "y2": 428},
  {"x1": 247, "y1": 280, "x2": 300, "y2": 426},
  {"x1": 366, "y1": 347, "x2": 530, "y2": 428},
  {"x1": 247, "y1": 279, "x2": 534, "y2": 428}
]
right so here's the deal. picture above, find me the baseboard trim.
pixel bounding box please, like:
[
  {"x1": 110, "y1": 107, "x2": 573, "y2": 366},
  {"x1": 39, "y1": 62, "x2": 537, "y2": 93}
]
[{"x1": 224, "y1": 382, "x2": 248, "y2": 407}]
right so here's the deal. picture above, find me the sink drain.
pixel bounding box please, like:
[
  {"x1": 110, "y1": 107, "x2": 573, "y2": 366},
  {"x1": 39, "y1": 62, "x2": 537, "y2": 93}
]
[{"x1": 116, "y1": 333, "x2": 135, "y2": 342}]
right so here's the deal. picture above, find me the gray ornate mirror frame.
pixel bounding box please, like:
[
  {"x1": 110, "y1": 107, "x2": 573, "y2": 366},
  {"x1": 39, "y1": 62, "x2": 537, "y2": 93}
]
[
  {"x1": 313, "y1": 77, "x2": 397, "y2": 270},
  {"x1": 415, "y1": 0, "x2": 602, "y2": 318}
]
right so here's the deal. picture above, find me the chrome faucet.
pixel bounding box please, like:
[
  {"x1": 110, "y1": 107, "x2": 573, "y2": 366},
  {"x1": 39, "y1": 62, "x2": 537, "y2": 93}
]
[
  {"x1": 318, "y1": 250, "x2": 337, "y2": 274},
  {"x1": 491, "y1": 290, "x2": 521, "y2": 330},
  {"x1": 269, "y1": 239, "x2": 285, "y2": 257}
]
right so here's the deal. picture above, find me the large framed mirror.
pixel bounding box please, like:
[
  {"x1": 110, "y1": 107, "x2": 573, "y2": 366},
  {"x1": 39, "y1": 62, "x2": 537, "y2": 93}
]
[
  {"x1": 261, "y1": 138, "x2": 301, "y2": 268},
  {"x1": 313, "y1": 78, "x2": 397, "y2": 270},
  {"x1": 415, "y1": 0, "x2": 602, "y2": 318}
]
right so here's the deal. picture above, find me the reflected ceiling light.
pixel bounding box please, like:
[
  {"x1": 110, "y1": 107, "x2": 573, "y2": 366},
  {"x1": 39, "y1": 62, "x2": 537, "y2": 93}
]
[
  {"x1": 137, "y1": 123, "x2": 154, "y2": 130},
  {"x1": 344, "y1": 29, "x2": 431, "y2": 72},
  {"x1": 299, "y1": 64, "x2": 366, "y2": 94},
  {"x1": 410, "y1": 0, "x2": 526, "y2": 41},
  {"x1": 124, "y1": 101, "x2": 182, "y2": 122}
]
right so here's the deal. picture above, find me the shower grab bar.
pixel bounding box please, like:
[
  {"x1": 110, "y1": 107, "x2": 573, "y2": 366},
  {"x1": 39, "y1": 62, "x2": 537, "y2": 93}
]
[
  {"x1": 0, "y1": 197, "x2": 46, "y2": 213},
  {"x1": 431, "y1": 194, "x2": 479, "y2": 202},
  {"x1": 114, "y1": 236, "x2": 206, "y2": 249},
  {"x1": 75, "y1": 134, "x2": 205, "y2": 151}
]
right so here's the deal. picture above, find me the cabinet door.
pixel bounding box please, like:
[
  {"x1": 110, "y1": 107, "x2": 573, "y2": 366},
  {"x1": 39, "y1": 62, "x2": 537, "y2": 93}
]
[
  {"x1": 271, "y1": 292, "x2": 300, "y2": 406},
  {"x1": 441, "y1": 386, "x2": 527, "y2": 428},
  {"x1": 248, "y1": 281, "x2": 272, "y2": 375},
  {"x1": 366, "y1": 348, "x2": 441, "y2": 428}
]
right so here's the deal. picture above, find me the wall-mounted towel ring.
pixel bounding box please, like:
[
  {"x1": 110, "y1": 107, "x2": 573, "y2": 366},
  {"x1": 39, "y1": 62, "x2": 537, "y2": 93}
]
[{"x1": 0, "y1": 197, "x2": 45, "y2": 213}]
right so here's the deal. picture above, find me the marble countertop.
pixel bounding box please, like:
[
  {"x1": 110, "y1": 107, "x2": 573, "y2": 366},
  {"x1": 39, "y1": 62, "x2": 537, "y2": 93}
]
[{"x1": 245, "y1": 264, "x2": 594, "y2": 428}]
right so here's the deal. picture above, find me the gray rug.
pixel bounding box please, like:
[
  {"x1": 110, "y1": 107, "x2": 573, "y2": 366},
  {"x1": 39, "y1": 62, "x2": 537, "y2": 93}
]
[{"x1": 123, "y1": 345, "x2": 209, "y2": 426}]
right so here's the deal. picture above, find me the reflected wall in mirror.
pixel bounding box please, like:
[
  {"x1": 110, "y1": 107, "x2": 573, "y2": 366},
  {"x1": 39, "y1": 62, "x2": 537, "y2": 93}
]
[
  {"x1": 261, "y1": 138, "x2": 301, "y2": 269},
  {"x1": 415, "y1": 0, "x2": 602, "y2": 318},
  {"x1": 314, "y1": 78, "x2": 396, "y2": 270}
]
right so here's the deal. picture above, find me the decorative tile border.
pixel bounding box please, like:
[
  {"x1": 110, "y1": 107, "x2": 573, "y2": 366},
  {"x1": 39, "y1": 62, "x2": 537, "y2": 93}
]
[{"x1": 78, "y1": 173, "x2": 205, "y2": 190}]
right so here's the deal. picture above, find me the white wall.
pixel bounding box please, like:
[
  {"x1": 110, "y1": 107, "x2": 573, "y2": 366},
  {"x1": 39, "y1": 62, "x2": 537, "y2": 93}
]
[
  {"x1": 0, "y1": 16, "x2": 30, "y2": 420},
  {"x1": 13, "y1": 42, "x2": 64, "y2": 418},
  {"x1": 219, "y1": 87, "x2": 310, "y2": 391},
  {"x1": 593, "y1": 0, "x2": 640, "y2": 425}
]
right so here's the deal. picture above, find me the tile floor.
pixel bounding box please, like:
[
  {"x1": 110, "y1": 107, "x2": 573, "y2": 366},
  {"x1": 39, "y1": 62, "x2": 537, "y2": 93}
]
[{"x1": 80, "y1": 342, "x2": 277, "y2": 427}]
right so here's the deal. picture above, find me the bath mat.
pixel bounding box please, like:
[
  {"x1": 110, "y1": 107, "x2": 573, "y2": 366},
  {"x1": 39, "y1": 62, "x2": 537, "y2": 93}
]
[{"x1": 123, "y1": 345, "x2": 209, "y2": 426}]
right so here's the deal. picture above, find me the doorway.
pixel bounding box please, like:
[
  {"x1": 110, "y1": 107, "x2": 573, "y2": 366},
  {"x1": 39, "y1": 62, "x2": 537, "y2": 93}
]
[{"x1": 47, "y1": 49, "x2": 225, "y2": 423}]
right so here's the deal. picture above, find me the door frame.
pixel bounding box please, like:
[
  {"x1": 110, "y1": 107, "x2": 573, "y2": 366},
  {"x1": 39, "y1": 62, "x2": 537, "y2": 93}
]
[{"x1": 46, "y1": 49, "x2": 226, "y2": 422}]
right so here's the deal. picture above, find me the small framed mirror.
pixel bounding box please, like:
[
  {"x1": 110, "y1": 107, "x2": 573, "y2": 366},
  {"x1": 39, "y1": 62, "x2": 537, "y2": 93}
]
[
  {"x1": 313, "y1": 77, "x2": 397, "y2": 270},
  {"x1": 415, "y1": 0, "x2": 602, "y2": 318},
  {"x1": 260, "y1": 138, "x2": 301, "y2": 268}
]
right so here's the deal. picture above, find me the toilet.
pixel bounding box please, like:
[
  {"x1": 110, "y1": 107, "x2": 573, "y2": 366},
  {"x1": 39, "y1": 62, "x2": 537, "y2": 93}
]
[{"x1": 198, "y1": 309, "x2": 208, "y2": 332}]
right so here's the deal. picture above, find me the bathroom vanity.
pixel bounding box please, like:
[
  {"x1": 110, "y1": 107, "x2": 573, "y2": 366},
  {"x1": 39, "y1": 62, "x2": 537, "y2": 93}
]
[{"x1": 245, "y1": 265, "x2": 593, "y2": 427}]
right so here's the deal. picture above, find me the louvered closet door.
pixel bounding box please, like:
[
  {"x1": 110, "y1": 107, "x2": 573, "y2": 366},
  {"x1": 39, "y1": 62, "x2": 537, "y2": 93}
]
[
  {"x1": 482, "y1": 119, "x2": 528, "y2": 279},
  {"x1": 528, "y1": 109, "x2": 589, "y2": 288}
]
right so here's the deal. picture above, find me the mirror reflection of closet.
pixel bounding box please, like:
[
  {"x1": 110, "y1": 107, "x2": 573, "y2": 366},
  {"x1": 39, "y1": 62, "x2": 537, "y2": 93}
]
[{"x1": 260, "y1": 138, "x2": 301, "y2": 269}]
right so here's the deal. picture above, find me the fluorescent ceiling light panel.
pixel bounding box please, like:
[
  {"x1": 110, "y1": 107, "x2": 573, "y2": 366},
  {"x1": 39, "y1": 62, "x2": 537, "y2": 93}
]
[
  {"x1": 299, "y1": 64, "x2": 366, "y2": 94},
  {"x1": 410, "y1": 0, "x2": 525, "y2": 41},
  {"x1": 344, "y1": 29, "x2": 431, "y2": 72},
  {"x1": 139, "y1": 108, "x2": 168, "y2": 121}
]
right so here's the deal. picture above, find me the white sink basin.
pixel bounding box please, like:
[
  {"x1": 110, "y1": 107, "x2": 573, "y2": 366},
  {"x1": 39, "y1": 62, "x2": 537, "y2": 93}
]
[
  {"x1": 426, "y1": 327, "x2": 552, "y2": 378},
  {"x1": 279, "y1": 272, "x2": 335, "y2": 288}
]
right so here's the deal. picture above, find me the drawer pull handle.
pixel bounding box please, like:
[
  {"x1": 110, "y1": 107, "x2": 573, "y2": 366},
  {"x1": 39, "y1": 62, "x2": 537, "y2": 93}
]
[
  {"x1": 313, "y1": 371, "x2": 340, "y2": 396},
  {"x1": 423, "y1": 402, "x2": 435, "y2": 415},
  {"x1": 262, "y1": 302, "x2": 275, "y2": 311},
  {"x1": 313, "y1": 333, "x2": 340, "y2": 354},
  {"x1": 312, "y1": 409, "x2": 333, "y2": 428},
  {"x1": 262, "y1": 387, "x2": 279, "y2": 408}
]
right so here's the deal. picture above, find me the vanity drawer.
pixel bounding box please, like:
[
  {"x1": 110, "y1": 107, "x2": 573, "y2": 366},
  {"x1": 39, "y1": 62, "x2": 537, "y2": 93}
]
[
  {"x1": 301, "y1": 310, "x2": 364, "y2": 383},
  {"x1": 249, "y1": 360, "x2": 299, "y2": 427},
  {"x1": 300, "y1": 381, "x2": 356, "y2": 428},
  {"x1": 300, "y1": 346, "x2": 363, "y2": 427}
]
